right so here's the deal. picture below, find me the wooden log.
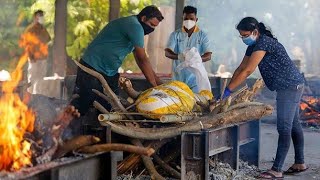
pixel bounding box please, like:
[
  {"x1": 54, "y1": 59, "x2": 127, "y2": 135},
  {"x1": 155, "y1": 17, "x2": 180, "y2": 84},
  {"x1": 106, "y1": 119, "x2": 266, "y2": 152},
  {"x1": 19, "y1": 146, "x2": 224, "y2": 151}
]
[
  {"x1": 153, "y1": 154, "x2": 181, "y2": 179},
  {"x1": 301, "y1": 99, "x2": 320, "y2": 112},
  {"x1": 220, "y1": 78, "x2": 228, "y2": 100},
  {"x1": 51, "y1": 105, "x2": 80, "y2": 139},
  {"x1": 53, "y1": 135, "x2": 100, "y2": 159},
  {"x1": 98, "y1": 113, "x2": 123, "y2": 121},
  {"x1": 36, "y1": 138, "x2": 58, "y2": 164},
  {"x1": 131, "y1": 139, "x2": 165, "y2": 180},
  {"x1": 118, "y1": 77, "x2": 141, "y2": 99},
  {"x1": 220, "y1": 96, "x2": 232, "y2": 112},
  {"x1": 209, "y1": 85, "x2": 248, "y2": 113},
  {"x1": 117, "y1": 154, "x2": 141, "y2": 174},
  {"x1": 93, "y1": 88, "x2": 134, "y2": 113},
  {"x1": 24, "y1": 137, "x2": 43, "y2": 158},
  {"x1": 77, "y1": 143, "x2": 155, "y2": 156},
  {"x1": 300, "y1": 115, "x2": 320, "y2": 121},
  {"x1": 93, "y1": 101, "x2": 109, "y2": 113},
  {"x1": 36, "y1": 105, "x2": 80, "y2": 164},
  {"x1": 117, "y1": 139, "x2": 172, "y2": 174},
  {"x1": 226, "y1": 102, "x2": 264, "y2": 112},
  {"x1": 195, "y1": 100, "x2": 210, "y2": 113},
  {"x1": 119, "y1": 96, "x2": 132, "y2": 108},
  {"x1": 159, "y1": 114, "x2": 196, "y2": 123},
  {"x1": 234, "y1": 79, "x2": 264, "y2": 104},
  {"x1": 74, "y1": 60, "x2": 133, "y2": 120},
  {"x1": 249, "y1": 78, "x2": 265, "y2": 101},
  {"x1": 106, "y1": 121, "x2": 211, "y2": 140},
  {"x1": 106, "y1": 104, "x2": 273, "y2": 140},
  {"x1": 92, "y1": 89, "x2": 113, "y2": 107}
]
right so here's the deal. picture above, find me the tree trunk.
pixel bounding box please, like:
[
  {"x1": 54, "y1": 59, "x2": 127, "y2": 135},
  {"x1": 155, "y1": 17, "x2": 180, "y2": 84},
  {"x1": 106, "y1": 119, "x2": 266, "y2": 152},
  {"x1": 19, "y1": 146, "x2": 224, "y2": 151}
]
[
  {"x1": 52, "y1": 0, "x2": 67, "y2": 77},
  {"x1": 109, "y1": 0, "x2": 120, "y2": 21}
]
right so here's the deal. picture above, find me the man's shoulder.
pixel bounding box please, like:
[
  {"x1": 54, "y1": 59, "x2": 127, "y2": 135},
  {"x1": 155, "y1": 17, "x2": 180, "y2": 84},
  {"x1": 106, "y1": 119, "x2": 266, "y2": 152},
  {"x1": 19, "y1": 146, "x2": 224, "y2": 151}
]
[
  {"x1": 169, "y1": 29, "x2": 183, "y2": 36},
  {"x1": 24, "y1": 23, "x2": 36, "y2": 32},
  {"x1": 197, "y1": 29, "x2": 209, "y2": 37},
  {"x1": 115, "y1": 16, "x2": 142, "y2": 31},
  {"x1": 117, "y1": 15, "x2": 139, "y2": 25}
]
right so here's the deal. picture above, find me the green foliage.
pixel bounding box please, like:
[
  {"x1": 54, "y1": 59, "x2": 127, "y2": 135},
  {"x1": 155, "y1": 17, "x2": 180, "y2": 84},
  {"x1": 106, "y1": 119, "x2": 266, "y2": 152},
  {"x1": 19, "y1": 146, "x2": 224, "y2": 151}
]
[
  {"x1": 0, "y1": 0, "x2": 172, "y2": 72},
  {"x1": 0, "y1": 1, "x2": 32, "y2": 71},
  {"x1": 66, "y1": 0, "x2": 109, "y2": 60},
  {"x1": 185, "y1": 0, "x2": 320, "y2": 75}
]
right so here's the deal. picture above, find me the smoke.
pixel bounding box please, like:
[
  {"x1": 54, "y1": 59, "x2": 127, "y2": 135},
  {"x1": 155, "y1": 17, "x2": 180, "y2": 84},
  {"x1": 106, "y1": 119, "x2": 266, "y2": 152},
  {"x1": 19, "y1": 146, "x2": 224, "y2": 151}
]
[{"x1": 185, "y1": 0, "x2": 320, "y2": 76}]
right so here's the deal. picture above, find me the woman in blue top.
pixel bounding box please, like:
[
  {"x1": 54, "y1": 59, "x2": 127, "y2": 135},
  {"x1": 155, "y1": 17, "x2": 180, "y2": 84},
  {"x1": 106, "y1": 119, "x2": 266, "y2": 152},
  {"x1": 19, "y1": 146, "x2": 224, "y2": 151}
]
[{"x1": 222, "y1": 17, "x2": 307, "y2": 179}]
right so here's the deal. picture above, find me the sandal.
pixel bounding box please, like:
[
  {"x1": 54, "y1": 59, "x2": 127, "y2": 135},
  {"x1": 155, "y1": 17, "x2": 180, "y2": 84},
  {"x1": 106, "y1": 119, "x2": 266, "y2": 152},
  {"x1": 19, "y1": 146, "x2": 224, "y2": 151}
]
[
  {"x1": 257, "y1": 171, "x2": 284, "y2": 179},
  {"x1": 284, "y1": 167, "x2": 309, "y2": 175}
]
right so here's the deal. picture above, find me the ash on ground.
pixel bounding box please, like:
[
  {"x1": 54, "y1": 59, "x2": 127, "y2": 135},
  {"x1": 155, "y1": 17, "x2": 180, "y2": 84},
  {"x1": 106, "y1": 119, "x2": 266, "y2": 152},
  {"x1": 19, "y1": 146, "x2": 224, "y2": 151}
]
[
  {"x1": 116, "y1": 160, "x2": 259, "y2": 180},
  {"x1": 116, "y1": 175, "x2": 178, "y2": 180},
  {"x1": 209, "y1": 160, "x2": 260, "y2": 180}
]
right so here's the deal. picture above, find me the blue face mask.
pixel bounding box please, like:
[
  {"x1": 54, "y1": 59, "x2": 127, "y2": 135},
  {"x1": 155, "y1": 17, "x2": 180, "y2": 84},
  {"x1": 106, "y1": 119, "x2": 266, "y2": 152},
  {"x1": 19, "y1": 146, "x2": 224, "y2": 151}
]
[{"x1": 242, "y1": 34, "x2": 257, "y2": 46}]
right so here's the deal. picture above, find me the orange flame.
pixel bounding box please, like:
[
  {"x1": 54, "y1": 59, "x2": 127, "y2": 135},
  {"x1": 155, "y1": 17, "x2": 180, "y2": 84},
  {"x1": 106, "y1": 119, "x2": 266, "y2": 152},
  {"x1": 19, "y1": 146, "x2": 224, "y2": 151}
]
[
  {"x1": 300, "y1": 97, "x2": 319, "y2": 111},
  {"x1": 19, "y1": 32, "x2": 48, "y2": 62},
  {"x1": 0, "y1": 34, "x2": 38, "y2": 171},
  {"x1": 300, "y1": 103, "x2": 308, "y2": 111}
]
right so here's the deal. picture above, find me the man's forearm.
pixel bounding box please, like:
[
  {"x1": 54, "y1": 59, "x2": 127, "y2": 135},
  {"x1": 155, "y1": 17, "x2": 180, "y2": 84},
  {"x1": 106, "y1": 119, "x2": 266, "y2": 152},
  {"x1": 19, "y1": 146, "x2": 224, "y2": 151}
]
[
  {"x1": 136, "y1": 60, "x2": 158, "y2": 87},
  {"x1": 201, "y1": 52, "x2": 212, "y2": 62},
  {"x1": 153, "y1": 71, "x2": 162, "y2": 86},
  {"x1": 165, "y1": 49, "x2": 178, "y2": 60},
  {"x1": 134, "y1": 47, "x2": 160, "y2": 87}
]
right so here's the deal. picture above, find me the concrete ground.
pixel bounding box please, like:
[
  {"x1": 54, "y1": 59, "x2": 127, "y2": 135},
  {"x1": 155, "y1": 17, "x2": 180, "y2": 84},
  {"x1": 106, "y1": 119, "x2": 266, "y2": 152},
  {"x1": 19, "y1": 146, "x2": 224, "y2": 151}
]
[{"x1": 260, "y1": 123, "x2": 320, "y2": 180}]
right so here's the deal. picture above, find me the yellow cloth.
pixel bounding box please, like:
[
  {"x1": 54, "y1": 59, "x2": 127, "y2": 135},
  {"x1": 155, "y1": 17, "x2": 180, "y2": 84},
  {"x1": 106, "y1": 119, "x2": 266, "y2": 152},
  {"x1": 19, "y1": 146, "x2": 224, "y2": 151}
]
[{"x1": 136, "y1": 81, "x2": 195, "y2": 119}]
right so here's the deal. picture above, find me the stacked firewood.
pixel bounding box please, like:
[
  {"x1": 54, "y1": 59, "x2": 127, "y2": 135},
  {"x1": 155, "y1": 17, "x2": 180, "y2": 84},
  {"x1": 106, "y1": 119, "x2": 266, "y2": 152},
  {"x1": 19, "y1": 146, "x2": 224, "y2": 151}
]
[
  {"x1": 66, "y1": 61, "x2": 273, "y2": 179},
  {"x1": 21, "y1": 60, "x2": 273, "y2": 177}
]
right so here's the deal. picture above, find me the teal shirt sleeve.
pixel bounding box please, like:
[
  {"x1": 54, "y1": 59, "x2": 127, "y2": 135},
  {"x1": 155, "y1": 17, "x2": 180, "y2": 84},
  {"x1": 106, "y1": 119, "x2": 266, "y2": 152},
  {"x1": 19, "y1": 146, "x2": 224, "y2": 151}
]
[
  {"x1": 200, "y1": 32, "x2": 212, "y2": 54},
  {"x1": 127, "y1": 24, "x2": 144, "y2": 48},
  {"x1": 166, "y1": 32, "x2": 177, "y2": 53}
]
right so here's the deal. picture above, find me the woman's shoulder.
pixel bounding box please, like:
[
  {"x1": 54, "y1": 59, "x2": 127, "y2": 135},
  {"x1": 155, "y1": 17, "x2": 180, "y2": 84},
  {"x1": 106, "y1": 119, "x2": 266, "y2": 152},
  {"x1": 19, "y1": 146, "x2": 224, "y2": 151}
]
[
  {"x1": 256, "y1": 34, "x2": 278, "y2": 48},
  {"x1": 260, "y1": 34, "x2": 278, "y2": 44}
]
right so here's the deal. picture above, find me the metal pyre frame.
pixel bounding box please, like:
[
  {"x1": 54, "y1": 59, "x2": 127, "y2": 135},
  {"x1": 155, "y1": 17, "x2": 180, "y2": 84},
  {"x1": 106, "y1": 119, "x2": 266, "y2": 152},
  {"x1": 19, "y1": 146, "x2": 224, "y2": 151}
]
[
  {"x1": 1, "y1": 125, "x2": 122, "y2": 180},
  {"x1": 181, "y1": 120, "x2": 260, "y2": 180}
]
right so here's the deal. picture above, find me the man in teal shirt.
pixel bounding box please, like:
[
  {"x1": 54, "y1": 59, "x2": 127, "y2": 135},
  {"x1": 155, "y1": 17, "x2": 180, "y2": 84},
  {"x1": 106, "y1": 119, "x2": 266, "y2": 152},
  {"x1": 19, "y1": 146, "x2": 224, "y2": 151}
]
[
  {"x1": 165, "y1": 6, "x2": 212, "y2": 93},
  {"x1": 71, "y1": 6, "x2": 164, "y2": 115}
]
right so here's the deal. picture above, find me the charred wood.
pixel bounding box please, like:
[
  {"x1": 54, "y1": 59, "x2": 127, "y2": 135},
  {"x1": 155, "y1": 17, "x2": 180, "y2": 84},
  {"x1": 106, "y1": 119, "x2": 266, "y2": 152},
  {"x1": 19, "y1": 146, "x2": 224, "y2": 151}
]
[
  {"x1": 78, "y1": 143, "x2": 154, "y2": 156},
  {"x1": 53, "y1": 135, "x2": 100, "y2": 159}
]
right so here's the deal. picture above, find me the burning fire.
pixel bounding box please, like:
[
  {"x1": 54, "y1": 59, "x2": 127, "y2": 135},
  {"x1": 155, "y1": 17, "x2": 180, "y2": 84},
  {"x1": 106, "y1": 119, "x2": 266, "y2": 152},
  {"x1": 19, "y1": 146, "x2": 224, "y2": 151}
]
[
  {"x1": 300, "y1": 96, "x2": 320, "y2": 127},
  {"x1": 0, "y1": 54, "x2": 35, "y2": 171},
  {"x1": 0, "y1": 32, "x2": 47, "y2": 171},
  {"x1": 300, "y1": 97, "x2": 319, "y2": 110},
  {"x1": 300, "y1": 96, "x2": 318, "y2": 111}
]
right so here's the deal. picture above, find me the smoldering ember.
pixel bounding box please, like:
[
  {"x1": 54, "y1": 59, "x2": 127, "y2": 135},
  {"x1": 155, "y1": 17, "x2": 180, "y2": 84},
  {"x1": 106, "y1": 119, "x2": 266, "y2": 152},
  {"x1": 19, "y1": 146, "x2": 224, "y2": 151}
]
[{"x1": 0, "y1": 1, "x2": 320, "y2": 180}]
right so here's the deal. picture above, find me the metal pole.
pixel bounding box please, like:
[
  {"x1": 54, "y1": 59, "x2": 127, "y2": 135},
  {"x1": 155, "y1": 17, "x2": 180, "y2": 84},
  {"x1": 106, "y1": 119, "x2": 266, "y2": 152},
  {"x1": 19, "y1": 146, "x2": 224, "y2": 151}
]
[{"x1": 175, "y1": 0, "x2": 185, "y2": 30}]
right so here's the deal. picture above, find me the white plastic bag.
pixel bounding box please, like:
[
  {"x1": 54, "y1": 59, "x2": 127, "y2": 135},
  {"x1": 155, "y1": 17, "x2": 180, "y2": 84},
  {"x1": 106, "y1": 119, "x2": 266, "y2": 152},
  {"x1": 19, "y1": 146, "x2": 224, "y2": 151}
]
[{"x1": 176, "y1": 47, "x2": 211, "y2": 92}]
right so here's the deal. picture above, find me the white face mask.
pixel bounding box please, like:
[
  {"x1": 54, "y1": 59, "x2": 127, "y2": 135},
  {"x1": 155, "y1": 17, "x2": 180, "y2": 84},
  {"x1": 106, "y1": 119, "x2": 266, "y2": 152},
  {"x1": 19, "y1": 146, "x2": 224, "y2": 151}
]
[
  {"x1": 38, "y1": 17, "x2": 44, "y2": 24},
  {"x1": 183, "y1": 20, "x2": 196, "y2": 30}
]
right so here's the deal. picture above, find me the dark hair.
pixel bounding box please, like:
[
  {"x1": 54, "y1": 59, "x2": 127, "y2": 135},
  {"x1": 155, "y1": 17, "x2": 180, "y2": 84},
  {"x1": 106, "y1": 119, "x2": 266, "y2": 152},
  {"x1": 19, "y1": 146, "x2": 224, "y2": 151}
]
[
  {"x1": 137, "y1": 5, "x2": 164, "y2": 21},
  {"x1": 183, "y1": 6, "x2": 197, "y2": 15},
  {"x1": 34, "y1": 10, "x2": 44, "y2": 16},
  {"x1": 236, "y1": 17, "x2": 276, "y2": 40}
]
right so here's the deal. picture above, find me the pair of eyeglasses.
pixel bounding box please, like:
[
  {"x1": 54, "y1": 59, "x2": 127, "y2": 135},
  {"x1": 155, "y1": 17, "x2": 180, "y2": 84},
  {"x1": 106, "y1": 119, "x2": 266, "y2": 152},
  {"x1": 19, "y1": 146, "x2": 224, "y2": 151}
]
[{"x1": 239, "y1": 34, "x2": 252, "y2": 39}]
